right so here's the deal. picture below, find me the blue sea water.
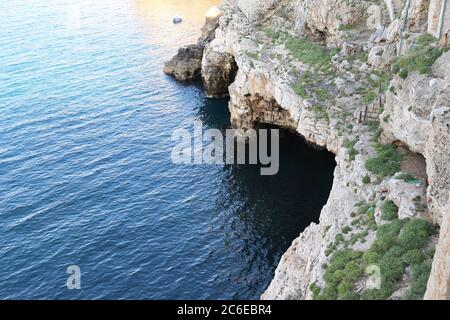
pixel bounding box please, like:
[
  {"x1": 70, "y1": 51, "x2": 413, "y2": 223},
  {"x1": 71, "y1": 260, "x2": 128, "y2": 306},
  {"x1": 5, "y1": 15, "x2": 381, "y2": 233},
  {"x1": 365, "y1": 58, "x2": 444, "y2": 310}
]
[{"x1": 0, "y1": 0, "x2": 335, "y2": 299}]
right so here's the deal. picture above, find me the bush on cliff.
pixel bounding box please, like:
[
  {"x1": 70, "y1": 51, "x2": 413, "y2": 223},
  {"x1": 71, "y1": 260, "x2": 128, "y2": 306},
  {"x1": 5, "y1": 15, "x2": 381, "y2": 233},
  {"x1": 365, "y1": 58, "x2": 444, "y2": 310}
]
[
  {"x1": 393, "y1": 45, "x2": 446, "y2": 75},
  {"x1": 380, "y1": 200, "x2": 398, "y2": 221},
  {"x1": 343, "y1": 138, "x2": 359, "y2": 161},
  {"x1": 285, "y1": 35, "x2": 336, "y2": 68},
  {"x1": 316, "y1": 213, "x2": 436, "y2": 300},
  {"x1": 365, "y1": 143, "x2": 403, "y2": 178}
]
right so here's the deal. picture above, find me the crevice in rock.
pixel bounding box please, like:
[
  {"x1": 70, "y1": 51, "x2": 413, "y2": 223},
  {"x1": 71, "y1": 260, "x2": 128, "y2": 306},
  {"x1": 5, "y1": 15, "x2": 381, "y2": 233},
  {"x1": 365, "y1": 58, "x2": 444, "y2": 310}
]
[
  {"x1": 230, "y1": 93, "x2": 298, "y2": 131},
  {"x1": 398, "y1": 145, "x2": 428, "y2": 183},
  {"x1": 304, "y1": 27, "x2": 328, "y2": 43}
]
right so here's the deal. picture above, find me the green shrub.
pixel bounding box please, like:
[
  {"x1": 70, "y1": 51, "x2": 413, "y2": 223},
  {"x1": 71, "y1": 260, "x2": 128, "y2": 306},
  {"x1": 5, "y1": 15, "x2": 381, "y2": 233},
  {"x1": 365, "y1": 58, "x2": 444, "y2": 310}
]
[
  {"x1": 365, "y1": 91, "x2": 378, "y2": 105},
  {"x1": 350, "y1": 231, "x2": 368, "y2": 245},
  {"x1": 316, "y1": 286, "x2": 338, "y2": 300},
  {"x1": 366, "y1": 121, "x2": 381, "y2": 142},
  {"x1": 398, "y1": 219, "x2": 435, "y2": 251},
  {"x1": 391, "y1": 64, "x2": 400, "y2": 74},
  {"x1": 374, "y1": 219, "x2": 405, "y2": 253},
  {"x1": 335, "y1": 233, "x2": 345, "y2": 244},
  {"x1": 342, "y1": 226, "x2": 352, "y2": 234},
  {"x1": 407, "y1": 261, "x2": 432, "y2": 299},
  {"x1": 337, "y1": 280, "x2": 352, "y2": 298},
  {"x1": 357, "y1": 202, "x2": 374, "y2": 215},
  {"x1": 415, "y1": 34, "x2": 437, "y2": 47},
  {"x1": 285, "y1": 35, "x2": 334, "y2": 68},
  {"x1": 362, "y1": 175, "x2": 371, "y2": 184},
  {"x1": 368, "y1": 220, "x2": 378, "y2": 231},
  {"x1": 365, "y1": 143, "x2": 403, "y2": 178},
  {"x1": 322, "y1": 216, "x2": 435, "y2": 300},
  {"x1": 403, "y1": 249, "x2": 426, "y2": 265},
  {"x1": 319, "y1": 249, "x2": 364, "y2": 300},
  {"x1": 399, "y1": 69, "x2": 408, "y2": 79},
  {"x1": 309, "y1": 282, "x2": 321, "y2": 300},
  {"x1": 313, "y1": 105, "x2": 329, "y2": 121},
  {"x1": 379, "y1": 245, "x2": 407, "y2": 287},
  {"x1": 396, "y1": 172, "x2": 421, "y2": 184},
  {"x1": 348, "y1": 149, "x2": 358, "y2": 161},
  {"x1": 380, "y1": 200, "x2": 399, "y2": 221},
  {"x1": 263, "y1": 28, "x2": 281, "y2": 42},
  {"x1": 363, "y1": 248, "x2": 380, "y2": 265},
  {"x1": 342, "y1": 291, "x2": 360, "y2": 300},
  {"x1": 393, "y1": 46, "x2": 445, "y2": 75},
  {"x1": 360, "y1": 218, "x2": 435, "y2": 299},
  {"x1": 361, "y1": 288, "x2": 390, "y2": 300},
  {"x1": 343, "y1": 138, "x2": 359, "y2": 161},
  {"x1": 293, "y1": 82, "x2": 308, "y2": 99},
  {"x1": 426, "y1": 248, "x2": 436, "y2": 258}
]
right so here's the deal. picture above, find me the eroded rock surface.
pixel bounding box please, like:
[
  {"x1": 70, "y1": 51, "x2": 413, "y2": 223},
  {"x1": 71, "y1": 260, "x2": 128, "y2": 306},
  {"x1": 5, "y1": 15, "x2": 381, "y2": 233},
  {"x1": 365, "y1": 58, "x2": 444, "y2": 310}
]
[
  {"x1": 163, "y1": 44, "x2": 204, "y2": 81},
  {"x1": 202, "y1": 44, "x2": 237, "y2": 97}
]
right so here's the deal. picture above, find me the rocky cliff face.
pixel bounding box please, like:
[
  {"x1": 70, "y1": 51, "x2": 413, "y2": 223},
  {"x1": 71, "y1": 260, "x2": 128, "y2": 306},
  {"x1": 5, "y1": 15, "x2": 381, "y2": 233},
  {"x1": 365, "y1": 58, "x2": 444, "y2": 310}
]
[
  {"x1": 425, "y1": 192, "x2": 450, "y2": 299},
  {"x1": 202, "y1": 44, "x2": 237, "y2": 97},
  {"x1": 380, "y1": 52, "x2": 450, "y2": 224},
  {"x1": 166, "y1": 0, "x2": 449, "y2": 300},
  {"x1": 378, "y1": 51, "x2": 450, "y2": 299}
]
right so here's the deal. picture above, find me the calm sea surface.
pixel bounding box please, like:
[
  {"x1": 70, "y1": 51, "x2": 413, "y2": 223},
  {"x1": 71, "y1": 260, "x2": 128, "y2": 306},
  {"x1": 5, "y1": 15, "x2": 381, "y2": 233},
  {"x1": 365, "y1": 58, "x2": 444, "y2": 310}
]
[{"x1": 0, "y1": 0, "x2": 335, "y2": 299}]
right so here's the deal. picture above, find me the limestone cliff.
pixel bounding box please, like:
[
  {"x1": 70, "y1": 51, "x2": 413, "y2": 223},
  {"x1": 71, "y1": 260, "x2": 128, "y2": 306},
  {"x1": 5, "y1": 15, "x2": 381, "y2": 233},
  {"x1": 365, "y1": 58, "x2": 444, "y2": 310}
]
[{"x1": 166, "y1": 0, "x2": 450, "y2": 300}]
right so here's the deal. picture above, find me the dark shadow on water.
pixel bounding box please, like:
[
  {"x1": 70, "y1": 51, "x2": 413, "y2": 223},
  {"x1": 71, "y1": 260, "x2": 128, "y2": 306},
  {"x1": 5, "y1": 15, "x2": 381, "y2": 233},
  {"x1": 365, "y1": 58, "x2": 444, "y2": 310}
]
[{"x1": 195, "y1": 93, "x2": 336, "y2": 298}]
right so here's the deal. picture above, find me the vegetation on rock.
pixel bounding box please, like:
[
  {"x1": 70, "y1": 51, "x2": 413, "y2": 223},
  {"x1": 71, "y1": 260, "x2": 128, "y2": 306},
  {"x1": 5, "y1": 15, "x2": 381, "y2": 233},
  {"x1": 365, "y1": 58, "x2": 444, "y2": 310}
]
[
  {"x1": 312, "y1": 199, "x2": 436, "y2": 300},
  {"x1": 392, "y1": 35, "x2": 448, "y2": 77},
  {"x1": 365, "y1": 143, "x2": 403, "y2": 178},
  {"x1": 380, "y1": 200, "x2": 399, "y2": 221},
  {"x1": 343, "y1": 138, "x2": 359, "y2": 161}
]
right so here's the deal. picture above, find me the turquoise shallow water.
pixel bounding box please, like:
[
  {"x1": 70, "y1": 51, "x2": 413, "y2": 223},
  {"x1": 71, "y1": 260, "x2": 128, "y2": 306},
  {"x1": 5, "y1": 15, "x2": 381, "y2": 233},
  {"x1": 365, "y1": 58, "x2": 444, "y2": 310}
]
[{"x1": 0, "y1": 0, "x2": 336, "y2": 299}]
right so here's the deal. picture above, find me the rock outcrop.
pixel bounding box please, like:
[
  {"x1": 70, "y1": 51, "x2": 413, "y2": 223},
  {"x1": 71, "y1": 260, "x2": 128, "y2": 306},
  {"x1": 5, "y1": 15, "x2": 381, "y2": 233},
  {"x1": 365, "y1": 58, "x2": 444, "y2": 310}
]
[
  {"x1": 163, "y1": 44, "x2": 205, "y2": 81},
  {"x1": 202, "y1": 44, "x2": 237, "y2": 97}
]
